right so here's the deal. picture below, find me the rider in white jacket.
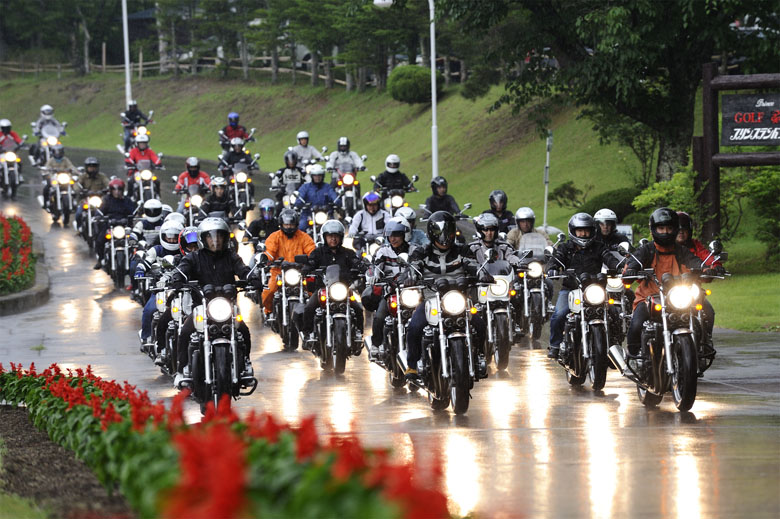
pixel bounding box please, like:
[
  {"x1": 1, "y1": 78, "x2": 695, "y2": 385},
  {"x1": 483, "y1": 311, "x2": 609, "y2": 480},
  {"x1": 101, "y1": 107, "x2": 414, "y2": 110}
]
[
  {"x1": 326, "y1": 136, "x2": 363, "y2": 183},
  {"x1": 348, "y1": 191, "x2": 390, "y2": 237}
]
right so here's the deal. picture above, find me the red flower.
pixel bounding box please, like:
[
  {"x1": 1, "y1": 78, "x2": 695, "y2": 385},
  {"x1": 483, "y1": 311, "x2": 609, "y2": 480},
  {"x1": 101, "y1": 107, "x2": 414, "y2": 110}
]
[
  {"x1": 294, "y1": 416, "x2": 318, "y2": 461},
  {"x1": 328, "y1": 434, "x2": 367, "y2": 481},
  {"x1": 245, "y1": 411, "x2": 287, "y2": 443},
  {"x1": 167, "y1": 389, "x2": 189, "y2": 431},
  {"x1": 100, "y1": 402, "x2": 123, "y2": 431}
]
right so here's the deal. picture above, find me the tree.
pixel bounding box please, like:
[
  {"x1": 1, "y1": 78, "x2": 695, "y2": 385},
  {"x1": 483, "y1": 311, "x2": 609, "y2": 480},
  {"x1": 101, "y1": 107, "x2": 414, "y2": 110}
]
[{"x1": 441, "y1": 0, "x2": 780, "y2": 181}]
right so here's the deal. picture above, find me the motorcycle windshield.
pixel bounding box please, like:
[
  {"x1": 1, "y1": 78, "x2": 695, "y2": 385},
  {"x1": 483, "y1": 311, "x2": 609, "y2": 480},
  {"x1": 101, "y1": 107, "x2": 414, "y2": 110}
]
[
  {"x1": 486, "y1": 259, "x2": 512, "y2": 276},
  {"x1": 187, "y1": 184, "x2": 201, "y2": 196},
  {"x1": 518, "y1": 233, "x2": 547, "y2": 259},
  {"x1": 40, "y1": 123, "x2": 61, "y2": 138},
  {"x1": 233, "y1": 162, "x2": 249, "y2": 173},
  {"x1": 135, "y1": 159, "x2": 152, "y2": 170},
  {"x1": 324, "y1": 264, "x2": 343, "y2": 285}
]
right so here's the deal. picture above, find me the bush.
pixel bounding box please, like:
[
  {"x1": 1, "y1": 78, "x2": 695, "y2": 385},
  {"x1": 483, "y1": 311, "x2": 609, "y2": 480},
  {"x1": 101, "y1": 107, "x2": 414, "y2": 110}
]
[
  {"x1": 387, "y1": 65, "x2": 443, "y2": 104},
  {"x1": 0, "y1": 213, "x2": 36, "y2": 295},
  {"x1": 579, "y1": 187, "x2": 641, "y2": 221}
]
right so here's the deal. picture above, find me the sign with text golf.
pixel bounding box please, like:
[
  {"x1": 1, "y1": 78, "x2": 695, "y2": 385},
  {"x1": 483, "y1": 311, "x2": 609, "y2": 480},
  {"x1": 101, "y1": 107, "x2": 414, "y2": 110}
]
[{"x1": 721, "y1": 94, "x2": 780, "y2": 146}]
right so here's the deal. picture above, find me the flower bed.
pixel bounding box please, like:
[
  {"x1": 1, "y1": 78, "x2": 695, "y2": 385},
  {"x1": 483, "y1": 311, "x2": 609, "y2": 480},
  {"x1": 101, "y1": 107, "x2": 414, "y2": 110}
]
[
  {"x1": 0, "y1": 363, "x2": 449, "y2": 519},
  {"x1": 0, "y1": 213, "x2": 35, "y2": 295}
]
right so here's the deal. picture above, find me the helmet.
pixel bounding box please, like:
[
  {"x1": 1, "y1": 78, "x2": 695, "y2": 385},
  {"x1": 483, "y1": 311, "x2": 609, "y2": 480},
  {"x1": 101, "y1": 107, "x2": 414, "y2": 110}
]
[
  {"x1": 427, "y1": 211, "x2": 457, "y2": 248},
  {"x1": 179, "y1": 226, "x2": 200, "y2": 255},
  {"x1": 159, "y1": 220, "x2": 184, "y2": 252},
  {"x1": 84, "y1": 156, "x2": 99, "y2": 176},
  {"x1": 135, "y1": 134, "x2": 149, "y2": 144},
  {"x1": 40, "y1": 104, "x2": 54, "y2": 117},
  {"x1": 164, "y1": 212, "x2": 187, "y2": 227},
  {"x1": 321, "y1": 219, "x2": 345, "y2": 243},
  {"x1": 52, "y1": 144, "x2": 64, "y2": 159},
  {"x1": 259, "y1": 198, "x2": 275, "y2": 221},
  {"x1": 230, "y1": 137, "x2": 244, "y2": 147},
  {"x1": 594, "y1": 208, "x2": 618, "y2": 234},
  {"x1": 649, "y1": 207, "x2": 679, "y2": 246},
  {"x1": 385, "y1": 154, "x2": 400, "y2": 173},
  {"x1": 128, "y1": 100, "x2": 138, "y2": 109},
  {"x1": 0, "y1": 119, "x2": 11, "y2": 132},
  {"x1": 677, "y1": 211, "x2": 693, "y2": 231},
  {"x1": 228, "y1": 112, "x2": 239, "y2": 127},
  {"x1": 161, "y1": 204, "x2": 173, "y2": 217},
  {"x1": 211, "y1": 176, "x2": 227, "y2": 188},
  {"x1": 567, "y1": 212, "x2": 596, "y2": 248},
  {"x1": 514, "y1": 207, "x2": 535, "y2": 228},
  {"x1": 296, "y1": 130, "x2": 309, "y2": 143},
  {"x1": 108, "y1": 178, "x2": 125, "y2": 192},
  {"x1": 337, "y1": 136, "x2": 350, "y2": 153},
  {"x1": 278, "y1": 208, "x2": 298, "y2": 237},
  {"x1": 186, "y1": 157, "x2": 200, "y2": 177},
  {"x1": 384, "y1": 216, "x2": 411, "y2": 243},
  {"x1": 395, "y1": 206, "x2": 417, "y2": 229},
  {"x1": 309, "y1": 164, "x2": 325, "y2": 182},
  {"x1": 143, "y1": 199, "x2": 163, "y2": 223},
  {"x1": 283, "y1": 150, "x2": 298, "y2": 166},
  {"x1": 489, "y1": 190, "x2": 508, "y2": 212},
  {"x1": 362, "y1": 191, "x2": 381, "y2": 205},
  {"x1": 474, "y1": 212, "x2": 499, "y2": 242},
  {"x1": 430, "y1": 176, "x2": 447, "y2": 195},
  {"x1": 198, "y1": 217, "x2": 231, "y2": 252}
]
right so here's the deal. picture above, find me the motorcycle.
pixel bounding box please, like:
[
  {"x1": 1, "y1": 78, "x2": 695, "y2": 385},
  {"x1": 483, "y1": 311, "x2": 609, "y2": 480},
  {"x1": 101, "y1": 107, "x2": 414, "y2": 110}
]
[
  {"x1": 102, "y1": 218, "x2": 132, "y2": 290},
  {"x1": 419, "y1": 202, "x2": 472, "y2": 244},
  {"x1": 371, "y1": 174, "x2": 419, "y2": 215},
  {"x1": 126, "y1": 158, "x2": 163, "y2": 204},
  {"x1": 174, "y1": 182, "x2": 208, "y2": 226},
  {"x1": 268, "y1": 255, "x2": 310, "y2": 351},
  {"x1": 218, "y1": 127, "x2": 255, "y2": 152},
  {"x1": 150, "y1": 261, "x2": 194, "y2": 375},
  {"x1": 513, "y1": 232, "x2": 554, "y2": 342},
  {"x1": 300, "y1": 202, "x2": 334, "y2": 245},
  {"x1": 29, "y1": 121, "x2": 66, "y2": 167},
  {"x1": 475, "y1": 250, "x2": 516, "y2": 371},
  {"x1": 224, "y1": 161, "x2": 259, "y2": 219},
  {"x1": 118, "y1": 110, "x2": 154, "y2": 153},
  {"x1": 184, "y1": 282, "x2": 258, "y2": 413},
  {"x1": 608, "y1": 242, "x2": 729, "y2": 411},
  {"x1": 330, "y1": 155, "x2": 367, "y2": 218},
  {"x1": 43, "y1": 169, "x2": 79, "y2": 224},
  {"x1": 77, "y1": 192, "x2": 105, "y2": 251},
  {"x1": 0, "y1": 146, "x2": 25, "y2": 199}
]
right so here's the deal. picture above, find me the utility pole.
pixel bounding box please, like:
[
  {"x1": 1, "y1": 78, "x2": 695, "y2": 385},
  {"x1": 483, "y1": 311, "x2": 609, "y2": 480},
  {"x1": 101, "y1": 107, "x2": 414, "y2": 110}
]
[
  {"x1": 542, "y1": 130, "x2": 553, "y2": 230},
  {"x1": 121, "y1": 0, "x2": 132, "y2": 106}
]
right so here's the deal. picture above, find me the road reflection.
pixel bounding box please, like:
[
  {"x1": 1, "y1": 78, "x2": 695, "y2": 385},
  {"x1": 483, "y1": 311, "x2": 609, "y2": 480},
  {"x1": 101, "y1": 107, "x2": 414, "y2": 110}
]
[
  {"x1": 586, "y1": 405, "x2": 618, "y2": 519},
  {"x1": 444, "y1": 432, "x2": 480, "y2": 517},
  {"x1": 673, "y1": 434, "x2": 701, "y2": 519}
]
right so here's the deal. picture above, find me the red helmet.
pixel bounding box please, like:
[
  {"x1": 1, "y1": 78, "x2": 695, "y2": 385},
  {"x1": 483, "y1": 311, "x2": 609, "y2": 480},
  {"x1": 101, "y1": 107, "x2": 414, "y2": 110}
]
[{"x1": 108, "y1": 178, "x2": 125, "y2": 191}]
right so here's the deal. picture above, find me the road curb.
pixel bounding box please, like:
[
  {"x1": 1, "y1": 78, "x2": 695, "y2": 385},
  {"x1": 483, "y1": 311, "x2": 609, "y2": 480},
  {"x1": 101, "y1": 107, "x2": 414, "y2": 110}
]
[{"x1": 0, "y1": 235, "x2": 49, "y2": 316}]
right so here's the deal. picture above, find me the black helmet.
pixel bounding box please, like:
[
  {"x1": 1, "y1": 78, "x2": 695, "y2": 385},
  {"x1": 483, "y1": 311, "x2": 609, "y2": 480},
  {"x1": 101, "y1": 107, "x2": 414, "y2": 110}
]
[
  {"x1": 427, "y1": 211, "x2": 457, "y2": 248},
  {"x1": 283, "y1": 150, "x2": 298, "y2": 166},
  {"x1": 649, "y1": 207, "x2": 679, "y2": 246},
  {"x1": 278, "y1": 208, "x2": 298, "y2": 237},
  {"x1": 677, "y1": 211, "x2": 693, "y2": 231},
  {"x1": 567, "y1": 212, "x2": 596, "y2": 248},
  {"x1": 337, "y1": 136, "x2": 350, "y2": 153},
  {"x1": 84, "y1": 156, "x2": 99, "y2": 176},
  {"x1": 488, "y1": 190, "x2": 508, "y2": 212},
  {"x1": 430, "y1": 176, "x2": 448, "y2": 195},
  {"x1": 474, "y1": 212, "x2": 499, "y2": 243},
  {"x1": 52, "y1": 144, "x2": 64, "y2": 159}
]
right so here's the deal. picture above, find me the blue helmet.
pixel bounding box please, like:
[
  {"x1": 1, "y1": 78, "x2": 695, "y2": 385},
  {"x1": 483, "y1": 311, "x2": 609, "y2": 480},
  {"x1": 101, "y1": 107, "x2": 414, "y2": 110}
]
[{"x1": 228, "y1": 112, "x2": 239, "y2": 127}]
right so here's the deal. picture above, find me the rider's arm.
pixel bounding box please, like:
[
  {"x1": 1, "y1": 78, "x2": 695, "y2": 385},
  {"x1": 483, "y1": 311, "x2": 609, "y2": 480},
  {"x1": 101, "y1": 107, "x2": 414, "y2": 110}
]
[
  {"x1": 446, "y1": 195, "x2": 460, "y2": 214},
  {"x1": 348, "y1": 212, "x2": 361, "y2": 236}
]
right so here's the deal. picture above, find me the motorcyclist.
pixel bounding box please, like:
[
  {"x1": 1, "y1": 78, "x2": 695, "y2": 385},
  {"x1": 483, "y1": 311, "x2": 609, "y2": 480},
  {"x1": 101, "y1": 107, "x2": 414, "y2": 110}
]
[
  {"x1": 33, "y1": 104, "x2": 64, "y2": 136},
  {"x1": 0, "y1": 119, "x2": 23, "y2": 150},
  {"x1": 94, "y1": 178, "x2": 136, "y2": 270},
  {"x1": 171, "y1": 217, "x2": 257, "y2": 387},
  {"x1": 132, "y1": 199, "x2": 164, "y2": 246},
  {"x1": 404, "y1": 211, "x2": 485, "y2": 380},
  {"x1": 125, "y1": 133, "x2": 161, "y2": 197},
  {"x1": 292, "y1": 130, "x2": 324, "y2": 166},
  {"x1": 247, "y1": 198, "x2": 279, "y2": 243},
  {"x1": 297, "y1": 219, "x2": 365, "y2": 354},
  {"x1": 199, "y1": 177, "x2": 235, "y2": 217},
  {"x1": 467, "y1": 212, "x2": 517, "y2": 263},
  {"x1": 175, "y1": 157, "x2": 211, "y2": 212},
  {"x1": 326, "y1": 136, "x2": 363, "y2": 184},
  {"x1": 75, "y1": 157, "x2": 109, "y2": 228},
  {"x1": 424, "y1": 176, "x2": 460, "y2": 215},
  {"x1": 220, "y1": 137, "x2": 253, "y2": 174},
  {"x1": 594, "y1": 208, "x2": 631, "y2": 251},
  {"x1": 260, "y1": 208, "x2": 316, "y2": 320},
  {"x1": 364, "y1": 217, "x2": 415, "y2": 356},
  {"x1": 42, "y1": 144, "x2": 77, "y2": 214},
  {"x1": 481, "y1": 190, "x2": 515, "y2": 233},
  {"x1": 624, "y1": 208, "x2": 718, "y2": 362},
  {"x1": 373, "y1": 154, "x2": 415, "y2": 192},
  {"x1": 395, "y1": 206, "x2": 429, "y2": 248},
  {"x1": 294, "y1": 164, "x2": 339, "y2": 231},
  {"x1": 122, "y1": 100, "x2": 150, "y2": 151},
  {"x1": 220, "y1": 112, "x2": 254, "y2": 148},
  {"x1": 546, "y1": 213, "x2": 621, "y2": 359},
  {"x1": 271, "y1": 150, "x2": 305, "y2": 203},
  {"x1": 506, "y1": 207, "x2": 552, "y2": 250},
  {"x1": 348, "y1": 191, "x2": 391, "y2": 237}
]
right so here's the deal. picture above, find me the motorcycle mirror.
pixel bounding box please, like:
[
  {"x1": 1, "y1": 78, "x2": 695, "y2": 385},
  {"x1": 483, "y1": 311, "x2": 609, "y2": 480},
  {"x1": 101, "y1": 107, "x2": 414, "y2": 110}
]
[
  {"x1": 22, "y1": 134, "x2": 28, "y2": 140},
  {"x1": 370, "y1": 175, "x2": 377, "y2": 182},
  {"x1": 639, "y1": 238, "x2": 649, "y2": 246},
  {"x1": 256, "y1": 242, "x2": 266, "y2": 252},
  {"x1": 361, "y1": 154, "x2": 368, "y2": 161},
  {"x1": 708, "y1": 240, "x2": 723, "y2": 255},
  {"x1": 237, "y1": 221, "x2": 247, "y2": 230},
  {"x1": 411, "y1": 175, "x2": 419, "y2": 182},
  {"x1": 374, "y1": 236, "x2": 384, "y2": 245},
  {"x1": 171, "y1": 175, "x2": 177, "y2": 182},
  {"x1": 250, "y1": 127, "x2": 256, "y2": 133},
  {"x1": 485, "y1": 248, "x2": 494, "y2": 261},
  {"x1": 30, "y1": 122, "x2": 35, "y2": 127},
  {"x1": 398, "y1": 252, "x2": 409, "y2": 263},
  {"x1": 557, "y1": 232, "x2": 566, "y2": 242},
  {"x1": 463, "y1": 202, "x2": 472, "y2": 210},
  {"x1": 161, "y1": 255, "x2": 176, "y2": 268},
  {"x1": 293, "y1": 190, "x2": 300, "y2": 197},
  {"x1": 253, "y1": 252, "x2": 265, "y2": 264},
  {"x1": 218, "y1": 154, "x2": 224, "y2": 160},
  {"x1": 77, "y1": 166, "x2": 85, "y2": 172},
  {"x1": 158, "y1": 152, "x2": 164, "y2": 159},
  {"x1": 218, "y1": 130, "x2": 224, "y2": 135},
  {"x1": 499, "y1": 232, "x2": 507, "y2": 240},
  {"x1": 544, "y1": 245, "x2": 554, "y2": 256},
  {"x1": 254, "y1": 153, "x2": 260, "y2": 159},
  {"x1": 618, "y1": 242, "x2": 630, "y2": 255},
  {"x1": 62, "y1": 122, "x2": 68, "y2": 127},
  {"x1": 124, "y1": 152, "x2": 130, "y2": 158},
  {"x1": 148, "y1": 110, "x2": 154, "y2": 118},
  {"x1": 322, "y1": 146, "x2": 328, "y2": 153}
]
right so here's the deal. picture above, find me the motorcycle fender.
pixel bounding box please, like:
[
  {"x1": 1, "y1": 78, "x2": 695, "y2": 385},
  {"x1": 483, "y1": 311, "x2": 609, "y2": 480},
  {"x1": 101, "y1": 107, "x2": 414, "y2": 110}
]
[
  {"x1": 446, "y1": 332, "x2": 468, "y2": 340},
  {"x1": 568, "y1": 289, "x2": 583, "y2": 313},
  {"x1": 671, "y1": 328, "x2": 693, "y2": 336},
  {"x1": 529, "y1": 288, "x2": 543, "y2": 293},
  {"x1": 211, "y1": 338, "x2": 231, "y2": 347},
  {"x1": 331, "y1": 313, "x2": 347, "y2": 319},
  {"x1": 492, "y1": 308, "x2": 509, "y2": 315},
  {"x1": 587, "y1": 319, "x2": 606, "y2": 326}
]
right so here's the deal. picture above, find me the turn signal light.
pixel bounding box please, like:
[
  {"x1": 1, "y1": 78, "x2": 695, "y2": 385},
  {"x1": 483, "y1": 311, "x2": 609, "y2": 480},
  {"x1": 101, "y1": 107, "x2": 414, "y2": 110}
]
[
  {"x1": 172, "y1": 307, "x2": 179, "y2": 314},
  {"x1": 654, "y1": 304, "x2": 662, "y2": 311},
  {"x1": 349, "y1": 294, "x2": 356, "y2": 301},
  {"x1": 276, "y1": 279, "x2": 282, "y2": 286},
  {"x1": 705, "y1": 289, "x2": 711, "y2": 296},
  {"x1": 390, "y1": 301, "x2": 398, "y2": 309},
  {"x1": 470, "y1": 307, "x2": 478, "y2": 315},
  {"x1": 509, "y1": 290, "x2": 516, "y2": 296},
  {"x1": 608, "y1": 298, "x2": 615, "y2": 305},
  {"x1": 431, "y1": 308, "x2": 438, "y2": 316},
  {"x1": 480, "y1": 290, "x2": 487, "y2": 297},
  {"x1": 82, "y1": 204, "x2": 88, "y2": 209},
  {"x1": 236, "y1": 314, "x2": 243, "y2": 322},
  {"x1": 695, "y1": 304, "x2": 703, "y2": 311},
  {"x1": 319, "y1": 294, "x2": 326, "y2": 302},
  {"x1": 105, "y1": 234, "x2": 111, "y2": 240},
  {"x1": 624, "y1": 284, "x2": 631, "y2": 289},
  {"x1": 519, "y1": 272, "x2": 525, "y2": 278},
  {"x1": 574, "y1": 298, "x2": 581, "y2": 305},
  {"x1": 196, "y1": 315, "x2": 204, "y2": 322}
]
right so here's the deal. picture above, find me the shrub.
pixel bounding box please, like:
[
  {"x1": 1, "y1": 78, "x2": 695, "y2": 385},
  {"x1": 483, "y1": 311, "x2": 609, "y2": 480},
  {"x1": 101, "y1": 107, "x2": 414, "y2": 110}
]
[
  {"x1": 0, "y1": 213, "x2": 36, "y2": 295},
  {"x1": 579, "y1": 187, "x2": 641, "y2": 221},
  {"x1": 387, "y1": 65, "x2": 443, "y2": 104}
]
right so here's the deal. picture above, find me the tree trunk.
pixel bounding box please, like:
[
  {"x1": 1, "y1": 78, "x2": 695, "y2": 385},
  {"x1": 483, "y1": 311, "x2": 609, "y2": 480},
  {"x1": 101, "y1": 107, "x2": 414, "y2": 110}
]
[
  {"x1": 240, "y1": 33, "x2": 249, "y2": 80},
  {"x1": 460, "y1": 59, "x2": 467, "y2": 83},
  {"x1": 655, "y1": 135, "x2": 689, "y2": 182},
  {"x1": 156, "y1": 3, "x2": 169, "y2": 73},
  {"x1": 444, "y1": 55, "x2": 450, "y2": 88},
  {"x1": 324, "y1": 58, "x2": 333, "y2": 88},
  {"x1": 83, "y1": 22, "x2": 90, "y2": 74},
  {"x1": 290, "y1": 43, "x2": 297, "y2": 86},
  {"x1": 420, "y1": 33, "x2": 429, "y2": 67},
  {"x1": 346, "y1": 68, "x2": 354, "y2": 92},
  {"x1": 310, "y1": 51, "x2": 319, "y2": 87},
  {"x1": 171, "y1": 20, "x2": 179, "y2": 76},
  {"x1": 271, "y1": 46, "x2": 279, "y2": 84},
  {"x1": 358, "y1": 66, "x2": 367, "y2": 92}
]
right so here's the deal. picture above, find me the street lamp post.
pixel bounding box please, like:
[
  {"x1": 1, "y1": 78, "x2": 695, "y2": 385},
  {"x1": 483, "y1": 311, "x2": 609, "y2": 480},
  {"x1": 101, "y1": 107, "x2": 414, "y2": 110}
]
[
  {"x1": 542, "y1": 130, "x2": 553, "y2": 231},
  {"x1": 374, "y1": 0, "x2": 438, "y2": 179},
  {"x1": 121, "y1": 0, "x2": 133, "y2": 106}
]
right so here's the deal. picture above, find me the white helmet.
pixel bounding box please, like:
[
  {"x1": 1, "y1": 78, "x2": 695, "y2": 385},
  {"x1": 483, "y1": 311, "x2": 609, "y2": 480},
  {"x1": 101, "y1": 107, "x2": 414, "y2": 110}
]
[
  {"x1": 394, "y1": 206, "x2": 417, "y2": 229},
  {"x1": 197, "y1": 217, "x2": 231, "y2": 252},
  {"x1": 159, "y1": 220, "x2": 184, "y2": 252},
  {"x1": 309, "y1": 164, "x2": 326, "y2": 178},
  {"x1": 164, "y1": 212, "x2": 187, "y2": 227},
  {"x1": 40, "y1": 104, "x2": 54, "y2": 118},
  {"x1": 0, "y1": 119, "x2": 11, "y2": 128},
  {"x1": 384, "y1": 216, "x2": 412, "y2": 243},
  {"x1": 385, "y1": 154, "x2": 400, "y2": 173},
  {"x1": 514, "y1": 207, "x2": 536, "y2": 227},
  {"x1": 296, "y1": 130, "x2": 309, "y2": 142},
  {"x1": 594, "y1": 208, "x2": 618, "y2": 225},
  {"x1": 135, "y1": 133, "x2": 150, "y2": 144},
  {"x1": 143, "y1": 199, "x2": 163, "y2": 223}
]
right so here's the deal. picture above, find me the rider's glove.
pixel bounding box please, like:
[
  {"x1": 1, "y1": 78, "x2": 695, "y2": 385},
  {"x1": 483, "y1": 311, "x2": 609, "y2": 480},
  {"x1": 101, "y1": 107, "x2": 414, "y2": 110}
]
[
  {"x1": 134, "y1": 271, "x2": 144, "y2": 279},
  {"x1": 623, "y1": 269, "x2": 638, "y2": 278},
  {"x1": 547, "y1": 269, "x2": 559, "y2": 278},
  {"x1": 711, "y1": 265, "x2": 726, "y2": 276}
]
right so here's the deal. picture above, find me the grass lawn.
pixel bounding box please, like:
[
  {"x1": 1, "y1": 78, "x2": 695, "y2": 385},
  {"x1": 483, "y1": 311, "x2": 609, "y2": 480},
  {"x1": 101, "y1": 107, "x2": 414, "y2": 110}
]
[{"x1": 708, "y1": 273, "x2": 780, "y2": 332}]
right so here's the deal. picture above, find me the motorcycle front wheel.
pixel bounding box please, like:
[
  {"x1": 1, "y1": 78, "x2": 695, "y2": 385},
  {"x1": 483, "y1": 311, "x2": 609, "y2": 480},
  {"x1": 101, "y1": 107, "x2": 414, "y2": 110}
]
[
  {"x1": 387, "y1": 330, "x2": 406, "y2": 388},
  {"x1": 494, "y1": 313, "x2": 511, "y2": 371},
  {"x1": 332, "y1": 319, "x2": 348, "y2": 375},
  {"x1": 113, "y1": 254, "x2": 126, "y2": 289},
  {"x1": 212, "y1": 345, "x2": 232, "y2": 412},
  {"x1": 530, "y1": 292, "x2": 544, "y2": 340},
  {"x1": 449, "y1": 338, "x2": 471, "y2": 415},
  {"x1": 588, "y1": 325, "x2": 608, "y2": 391},
  {"x1": 671, "y1": 334, "x2": 698, "y2": 411}
]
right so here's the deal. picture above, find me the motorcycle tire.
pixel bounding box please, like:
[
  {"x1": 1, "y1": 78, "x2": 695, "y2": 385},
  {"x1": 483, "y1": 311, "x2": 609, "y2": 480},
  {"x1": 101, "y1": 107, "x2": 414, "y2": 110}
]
[
  {"x1": 318, "y1": 322, "x2": 333, "y2": 371},
  {"x1": 166, "y1": 329, "x2": 177, "y2": 375},
  {"x1": 530, "y1": 293, "x2": 544, "y2": 340},
  {"x1": 387, "y1": 331, "x2": 405, "y2": 388},
  {"x1": 637, "y1": 385, "x2": 663, "y2": 407},
  {"x1": 494, "y1": 313, "x2": 511, "y2": 371},
  {"x1": 332, "y1": 319, "x2": 348, "y2": 375},
  {"x1": 212, "y1": 345, "x2": 232, "y2": 412},
  {"x1": 113, "y1": 256, "x2": 126, "y2": 290},
  {"x1": 285, "y1": 302, "x2": 299, "y2": 351},
  {"x1": 588, "y1": 325, "x2": 608, "y2": 391},
  {"x1": 671, "y1": 334, "x2": 698, "y2": 411},
  {"x1": 448, "y1": 338, "x2": 471, "y2": 415},
  {"x1": 190, "y1": 348, "x2": 204, "y2": 403}
]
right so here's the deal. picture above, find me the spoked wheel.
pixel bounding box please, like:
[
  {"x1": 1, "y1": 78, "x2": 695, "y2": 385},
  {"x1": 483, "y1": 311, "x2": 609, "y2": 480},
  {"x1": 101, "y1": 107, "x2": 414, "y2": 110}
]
[
  {"x1": 449, "y1": 338, "x2": 471, "y2": 415},
  {"x1": 387, "y1": 332, "x2": 406, "y2": 388},
  {"x1": 588, "y1": 325, "x2": 608, "y2": 391},
  {"x1": 637, "y1": 385, "x2": 663, "y2": 407},
  {"x1": 318, "y1": 323, "x2": 333, "y2": 371},
  {"x1": 286, "y1": 319, "x2": 299, "y2": 351},
  {"x1": 332, "y1": 319, "x2": 348, "y2": 375},
  {"x1": 212, "y1": 346, "x2": 232, "y2": 413},
  {"x1": 494, "y1": 314, "x2": 511, "y2": 371},
  {"x1": 671, "y1": 335, "x2": 698, "y2": 411}
]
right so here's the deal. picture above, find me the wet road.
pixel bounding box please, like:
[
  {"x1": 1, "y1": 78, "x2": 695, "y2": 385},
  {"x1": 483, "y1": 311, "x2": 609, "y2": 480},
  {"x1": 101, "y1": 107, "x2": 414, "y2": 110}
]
[{"x1": 1, "y1": 157, "x2": 779, "y2": 518}]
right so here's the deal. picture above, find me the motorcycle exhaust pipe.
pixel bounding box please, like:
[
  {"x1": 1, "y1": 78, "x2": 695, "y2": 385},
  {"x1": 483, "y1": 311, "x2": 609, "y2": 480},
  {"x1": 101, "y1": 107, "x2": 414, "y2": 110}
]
[{"x1": 608, "y1": 345, "x2": 628, "y2": 374}]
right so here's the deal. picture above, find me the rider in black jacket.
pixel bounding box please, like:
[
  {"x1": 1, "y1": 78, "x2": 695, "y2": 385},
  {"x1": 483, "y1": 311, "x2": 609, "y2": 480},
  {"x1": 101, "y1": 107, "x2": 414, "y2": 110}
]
[
  {"x1": 424, "y1": 176, "x2": 460, "y2": 215},
  {"x1": 481, "y1": 190, "x2": 515, "y2": 234},
  {"x1": 593, "y1": 208, "x2": 632, "y2": 251},
  {"x1": 373, "y1": 154, "x2": 415, "y2": 192},
  {"x1": 200, "y1": 177, "x2": 235, "y2": 217}
]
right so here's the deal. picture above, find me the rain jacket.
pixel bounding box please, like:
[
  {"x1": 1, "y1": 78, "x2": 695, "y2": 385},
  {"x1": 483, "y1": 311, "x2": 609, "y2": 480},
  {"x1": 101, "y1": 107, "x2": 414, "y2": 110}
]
[
  {"x1": 261, "y1": 229, "x2": 316, "y2": 312},
  {"x1": 625, "y1": 241, "x2": 702, "y2": 310}
]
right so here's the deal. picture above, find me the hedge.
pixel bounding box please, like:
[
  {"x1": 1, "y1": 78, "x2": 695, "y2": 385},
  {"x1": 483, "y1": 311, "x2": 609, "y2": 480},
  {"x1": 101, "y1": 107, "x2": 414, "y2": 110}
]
[
  {"x1": 578, "y1": 187, "x2": 642, "y2": 222},
  {"x1": 387, "y1": 65, "x2": 444, "y2": 104},
  {"x1": 0, "y1": 213, "x2": 35, "y2": 296}
]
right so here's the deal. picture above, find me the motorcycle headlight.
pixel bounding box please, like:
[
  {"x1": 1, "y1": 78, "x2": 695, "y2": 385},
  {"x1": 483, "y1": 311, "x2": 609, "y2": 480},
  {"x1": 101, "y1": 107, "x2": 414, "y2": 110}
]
[
  {"x1": 527, "y1": 261, "x2": 543, "y2": 278},
  {"x1": 668, "y1": 285, "x2": 693, "y2": 310},
  {"x1": 46, "y1": 136, "x2": 58, "y2": 146},
  {"x1": 88, "y1": 196, "x2": 102, "y2": 208},
  {"x1": 136, "y1": 126, "x2": 148, "y2": 135},
  {"x1": 314, "y1": 211, "x2": 328, "y2": 225},
  {"x1": 190, "y1": 194, "x2": 203, "y2": 207},
  {"x1": 235, "y1": 172, "x2": 248, "y2": 183},
  {"x1": 329, "y1": 282, "x2": 348, "y2": 301},
  {"x1": 3, "y1": 152, "x2": 16, "y2": 162},
  {"x1": 442, "y1": 290, "x2": 467, "y2": 315},
  {"x1": 284, "y1": 268, "x2": 301, "y2": 286},
  {"x1": 400, "y1": 288, "x2": 422, "y2": 308},
  {"x1": 56, "y1": 173, "x2": 71, "y2": 185},
  {"x1": 583, "y1": 284, "x2": 606, "y2": 305},
  {"x1": 112, "y1": 225, "x2": 126, "y2": 239},
  {"x1": 207, "y1": 297, "x2": 233, "y2": 322},
  {"x1": 342, "y1": 173, "x2": 354, "y2": 185},
  {"x1": 368, "y1": 242, "x2": 380, "y2": 256},
  {"x1": 391, "y1": 195, "x2": 404, "y2": 208},
  {"x1": 689, "y1": 284, "x2": 700, "y2": 300},
  {"x1": 489, "y1": 278, "x2": 509, "y2": 297},
  {"x1": 606, "y1": 277, "x2": 623, "y2": 290},
  {"x1": 140, "y1": 169, "x2": 152, "y2": 181}
]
